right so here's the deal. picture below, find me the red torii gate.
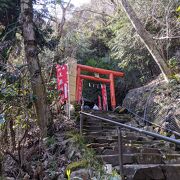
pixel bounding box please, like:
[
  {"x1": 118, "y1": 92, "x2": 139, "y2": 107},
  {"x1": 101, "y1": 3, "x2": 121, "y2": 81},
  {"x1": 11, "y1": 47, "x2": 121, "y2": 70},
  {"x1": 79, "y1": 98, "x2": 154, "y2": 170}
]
[{"x1": 76, "y1": 64, "x2": 124, "y2": 110}]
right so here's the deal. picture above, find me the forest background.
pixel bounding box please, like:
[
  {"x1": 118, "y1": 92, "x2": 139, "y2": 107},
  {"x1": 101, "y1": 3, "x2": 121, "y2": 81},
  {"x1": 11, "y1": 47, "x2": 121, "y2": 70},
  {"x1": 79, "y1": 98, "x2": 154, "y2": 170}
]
[{"x1": 0, "y1": 0, "x2": 179, "y2": 177}]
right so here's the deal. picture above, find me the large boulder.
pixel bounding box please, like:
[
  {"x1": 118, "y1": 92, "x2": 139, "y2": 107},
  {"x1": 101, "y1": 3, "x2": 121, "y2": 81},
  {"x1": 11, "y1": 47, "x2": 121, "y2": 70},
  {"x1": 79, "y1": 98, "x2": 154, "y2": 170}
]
[{"x1": 123, "y1": 76, "x2": 180, "y2": 132}]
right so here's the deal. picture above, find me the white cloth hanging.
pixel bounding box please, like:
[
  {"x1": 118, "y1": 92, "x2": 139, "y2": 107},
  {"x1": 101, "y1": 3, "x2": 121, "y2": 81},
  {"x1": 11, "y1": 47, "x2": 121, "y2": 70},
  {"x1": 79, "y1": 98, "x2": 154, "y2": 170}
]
[{"x1": 93, "y1": 104, "x2": 99, "y2": 110}]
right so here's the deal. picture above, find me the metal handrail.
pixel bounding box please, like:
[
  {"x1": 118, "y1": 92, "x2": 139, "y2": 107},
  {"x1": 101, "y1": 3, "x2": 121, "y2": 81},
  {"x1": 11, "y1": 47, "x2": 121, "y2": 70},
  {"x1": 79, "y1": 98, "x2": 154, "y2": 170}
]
[
  {"x1": 80, "y1": 111, "x2": 180, "y2": 179},
  {"x1": 123, "y1": 106, "x2": 180, "y2": 137},
  {"x1": 80, "y1": 111, "x2": 180, "y2": 145}
]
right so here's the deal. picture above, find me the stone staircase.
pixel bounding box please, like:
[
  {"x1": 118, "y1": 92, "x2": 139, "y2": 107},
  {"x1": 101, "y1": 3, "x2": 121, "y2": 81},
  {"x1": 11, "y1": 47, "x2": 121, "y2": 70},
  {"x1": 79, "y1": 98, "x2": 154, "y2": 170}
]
[{"x1": 81, "y1": 110, "x2": 180, "y2": 180}]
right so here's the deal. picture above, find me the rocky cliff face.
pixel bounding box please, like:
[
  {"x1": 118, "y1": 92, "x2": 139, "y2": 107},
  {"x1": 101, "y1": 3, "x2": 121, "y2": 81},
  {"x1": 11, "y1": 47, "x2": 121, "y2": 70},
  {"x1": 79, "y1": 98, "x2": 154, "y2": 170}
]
[{"x1": 123, "y1": 76, "x2": 180, "y2": 133}]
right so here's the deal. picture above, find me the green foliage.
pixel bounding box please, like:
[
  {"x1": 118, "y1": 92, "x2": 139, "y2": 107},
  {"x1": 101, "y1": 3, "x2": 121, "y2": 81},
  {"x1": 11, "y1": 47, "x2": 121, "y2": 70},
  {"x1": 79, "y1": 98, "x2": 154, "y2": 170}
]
[
  {"x1": 0, "y1": 67, "x2": 37, "y2": 150},
  {"x1": 177, "y1": 6, "x2": 180, "y2": 12},
  {"x1": 106, "y1": 170, "x2": 122, "y2": 180},
  {"x1": 66, "y1": 160, "x2": 88, "y2": 172},
  {"x1": 107, "y1": 11, "x2": 159, "y2": 87},
  {"x1": 169, "y1": 74, "x2": 180, "y2": 83},
  {"x1": 66, "y1": 134, "x2": 122, "y2": 178},
  {"x1": 0, "y1": 0, "x2": 20, "y2": 67},
  {"x1": 0, "y1": 0, "x2": 19, "y2": 17},
  {"x1": 45, "y1": 136, "x2": 56, "y2": 147},
  {"x1": 168, "y1": 57, "x2": 179, "y2": 69},
  {"x1": 176, "y1": 5, "x2": 180, "y2": 19},
  {"x1": 67, "y1": 132, "x2": 85, "y2": 146},
  {"x1": 46, "y1": 78, "x2": 59, "y2": 103},
  {"x1": 67, "y1": 132, "x2": 104, "y2": 174}
]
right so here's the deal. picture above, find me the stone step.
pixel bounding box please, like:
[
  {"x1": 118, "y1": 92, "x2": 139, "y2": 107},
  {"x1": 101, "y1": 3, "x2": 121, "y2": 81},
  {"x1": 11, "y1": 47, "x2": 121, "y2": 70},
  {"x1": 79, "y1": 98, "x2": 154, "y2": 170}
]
[
  {"x1": 82, "y1": 126, "x2": 117, "y2": 131},
  {"x1": 86, "y1": 143, "x2": 110, "y2": 148},
  {"x1": 82, "y1": 124, "x2": 117, "y2": 128},
  {"x1": 83, "y1": 130, "x2": 156, "y2": 140},
  {"x1": 83, "y1": 118, "x2": 130, "y2": 123},
  {"x1": 82, "y1": 123, "x2": 124, "y2": 130},
  {"x1": 86, "y1": 112, "x2": 132, "y2": 120},
  {"x1": 81, "y1": 111, "x2": 180, "y2": 180},
  {"x1": 86, "y1": 140, "x2": 153, "y2": 150},
  {"x1": 94, "y1": 144, "x2": 142, "y2": 155},
  {"x1": 89, "y1": 134, "x2": 154, "y2": 141},
  {"x1": 163, "y1": 154, "x2": 180, "y2": 164},
  {"x1": 84, "y1": 135, "x2": 153, "y2": 144},
  {"x1": 97, "y1": 153, "x2": 164, "y2": 166},
  {"x1": 83, "y1": 130, "x2": 109, "y2": 135},
  {"x1": 82, "y1": 120, "x2": 122, "y2": 125},
  {"x1": 88, "y1": 139, "x2": 164, "y2": 149},
  {"x1": 98, "y1": 153, "x2": 180, "y2": 167},
  {"x1": 84, "y1": 118, "x2": 132, "y2": 124},
  {"x1": 82, "y1": 127, "x2": 114, "y2": 132},
  {"x1": 91, "y1": 138, "x2": 117, "y2": 144},
  {"x1": 90, "y1": 142, "x2": 170, "y2": 155},
  {"x1": 83, "y1": 131, "x2": 153, "y2": 139},
  {"x1": 114, "y1": 164, "x2": 180, "y2": 180},
  {"x1": 101, "y1": 146, "x2": 161, "y2": 156}
]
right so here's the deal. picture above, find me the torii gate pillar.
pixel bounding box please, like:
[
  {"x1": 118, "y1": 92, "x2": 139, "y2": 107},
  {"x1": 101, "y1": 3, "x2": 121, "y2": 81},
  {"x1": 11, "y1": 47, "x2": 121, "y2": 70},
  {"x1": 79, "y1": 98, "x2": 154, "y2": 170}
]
[
  {"x1": 76, "y1": 66, "x2": 81, "y2": 103},
  {"x1": 109, "y1": 73, "x2": 116, "y2": 109}
]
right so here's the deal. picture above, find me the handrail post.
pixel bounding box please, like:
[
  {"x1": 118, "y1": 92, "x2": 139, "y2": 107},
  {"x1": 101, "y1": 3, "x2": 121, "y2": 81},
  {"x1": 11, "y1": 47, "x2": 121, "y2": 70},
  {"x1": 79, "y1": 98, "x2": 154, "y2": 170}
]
[
  {"x1": 117, "y1": 127, "x2": 124, "y2": 180},
  {"x1": 80, "y1": 113, "x2": 83, "y2": 135}
]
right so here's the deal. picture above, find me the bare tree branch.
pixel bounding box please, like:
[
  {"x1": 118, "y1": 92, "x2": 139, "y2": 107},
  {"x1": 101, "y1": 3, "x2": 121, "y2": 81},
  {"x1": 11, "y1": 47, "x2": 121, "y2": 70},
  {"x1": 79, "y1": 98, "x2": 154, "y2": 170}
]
[
  {"x1": 73, "y1": 9, "x2": 113, "y2": 18},
  {"x1": 153, "y1": 36, "x2": 180, "y2": 40}
]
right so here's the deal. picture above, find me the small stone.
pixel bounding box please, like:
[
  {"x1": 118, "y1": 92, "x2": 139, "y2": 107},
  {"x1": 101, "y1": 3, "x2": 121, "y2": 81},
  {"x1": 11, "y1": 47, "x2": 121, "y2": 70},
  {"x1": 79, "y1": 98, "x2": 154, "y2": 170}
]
[
  {"x1": 58, "y1": 174, "x2": 66, "y2": 180},
  {"x1": 70, "y1": 169, "x2": 90, "y2": 180},
  {"x1": 23, "y1": 173, "x2": 30, "y2": 180}
]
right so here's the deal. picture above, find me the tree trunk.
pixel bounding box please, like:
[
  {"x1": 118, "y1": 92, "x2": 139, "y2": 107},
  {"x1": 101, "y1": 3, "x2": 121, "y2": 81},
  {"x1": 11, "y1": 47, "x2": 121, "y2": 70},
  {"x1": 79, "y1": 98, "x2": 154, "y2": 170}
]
[
  {"x1": 0, "y1": 152, "x2": 2, "y2": 176},
  {"x1": 118, "y1": 0, "x2": 172, "y2": 82},
  {"x1": 21, "y1": 0, "x2": 50, "y2": 136}
]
